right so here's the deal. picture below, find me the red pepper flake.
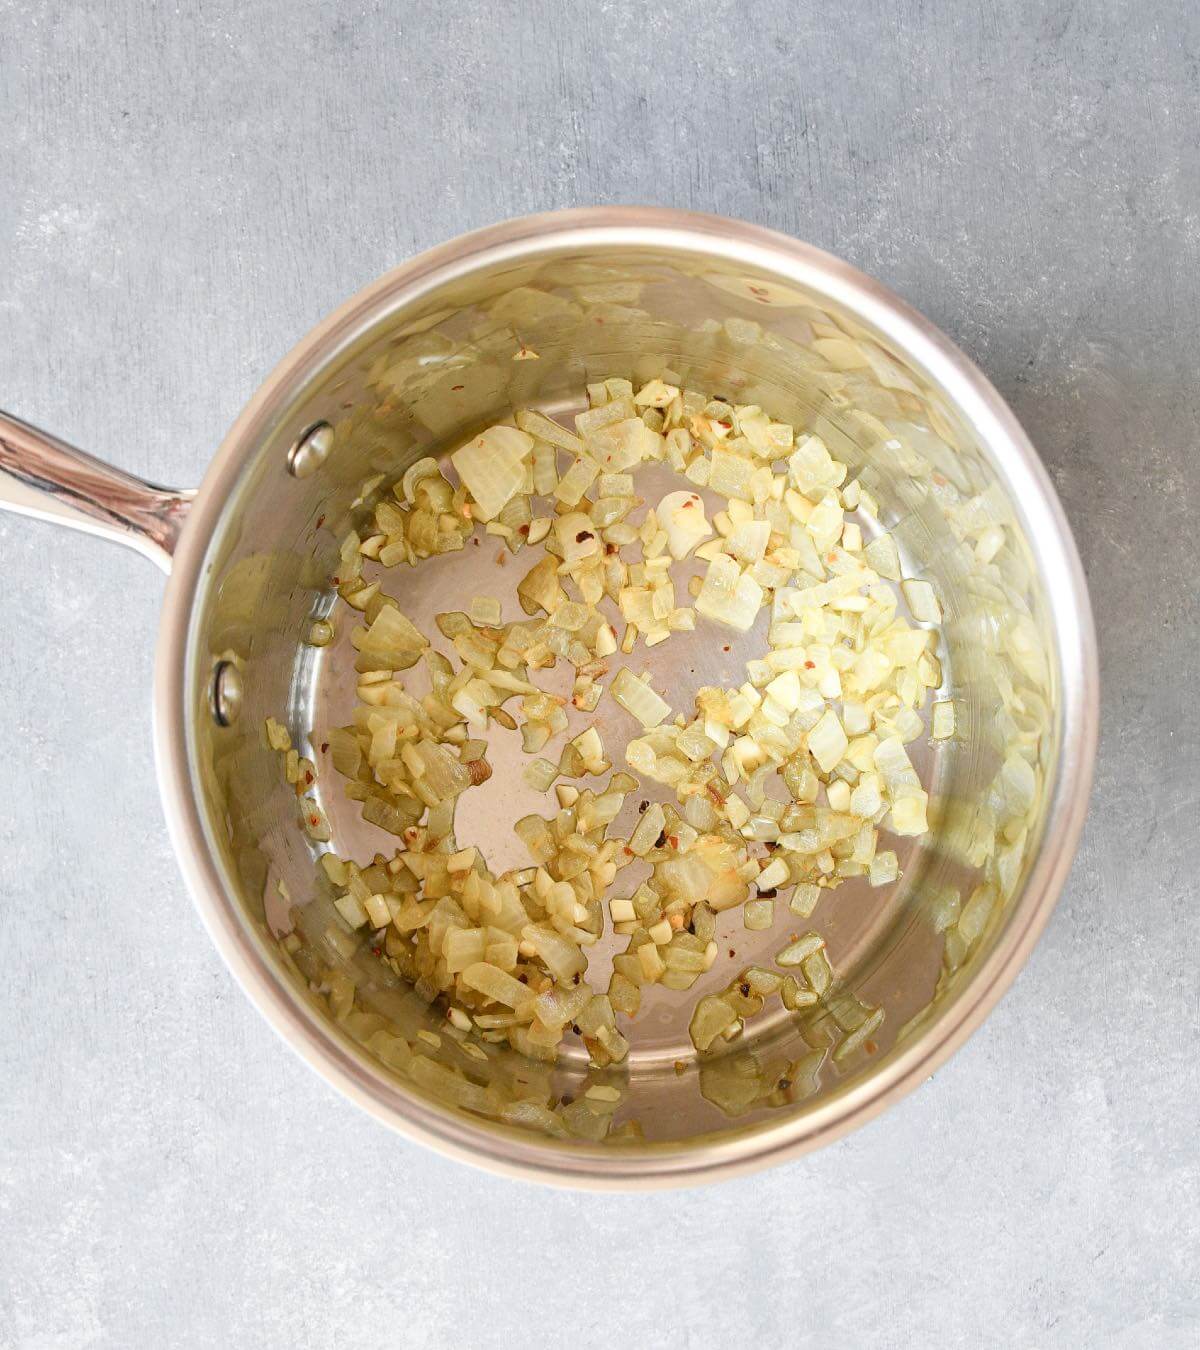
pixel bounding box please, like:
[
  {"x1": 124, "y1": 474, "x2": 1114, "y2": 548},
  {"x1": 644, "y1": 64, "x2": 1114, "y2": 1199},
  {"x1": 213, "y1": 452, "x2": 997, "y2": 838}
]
[
  {"x1": 748, "y1": 284, "x2": 769, "y2": 299},
  {"x1": 864, "y1": 1040, "x2": 878, "y2": 1055},
  {"x1": 575, "y1": 530, "x2": 594, "y2": 543},
  {"x1": 804, "y1": 660, "x2": 816, "y2": 669},
  {"x1": 304, "y1": 771, "x2": 314, "y2": 785},
  {"x1": 605, "y1": 542, "x2": 619, "y2": 555},
  {"x1": 308, "y1": 814, "x2": 320, "y2": 827},
  {"x1": 472, "y1": 536, "x2": 480, "y2": 547},
  {"x1": 320, "y1": 741, "x2": 329, "y2": 753},
  {"x1": 330, "y1": 576, "x2": 340, "y2": 586},
  {"x1": 518, "y1": 523, "x2": 530, "y2": 535},
  {"x1": 728, "y1": 948, "x2": 736, "y2": 959},
  {"x1": 495, "y1": 549, "x2": 507, "y2": 565},
  {"x1": 451, "y1": 384, "x2": 464, "y2": 392},
  {"x1": 315, "y1": 514, "x2": 325, "y2": 529},
  {"x1": 667, "y1": 835, "x2": 679, "y2": 849},
  {"x1": 722, "y1": 644, "x2": 731, "y2": 653}
]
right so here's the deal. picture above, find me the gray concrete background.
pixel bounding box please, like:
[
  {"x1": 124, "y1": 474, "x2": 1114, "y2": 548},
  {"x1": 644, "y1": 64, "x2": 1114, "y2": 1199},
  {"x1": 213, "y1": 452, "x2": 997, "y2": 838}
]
[{"x1": 1, "y1": 1, "x2": 1195, "y2": 1345}]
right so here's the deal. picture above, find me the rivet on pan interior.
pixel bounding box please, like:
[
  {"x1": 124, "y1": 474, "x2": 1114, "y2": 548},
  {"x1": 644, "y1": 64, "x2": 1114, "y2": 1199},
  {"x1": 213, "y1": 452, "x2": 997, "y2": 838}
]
[
  {"x1": 287, "y1": 421, "x2": 334, "y2": 478},
  {"x1": 211, "y1": 661, "x2": 243, "y2": 726}
]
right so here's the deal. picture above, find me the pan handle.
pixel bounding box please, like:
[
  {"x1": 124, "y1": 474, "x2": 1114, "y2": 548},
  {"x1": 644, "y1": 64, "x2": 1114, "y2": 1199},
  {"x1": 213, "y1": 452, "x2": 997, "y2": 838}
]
[{"x1": 0, "y1": 410, "x2": 194, "y2": 573}]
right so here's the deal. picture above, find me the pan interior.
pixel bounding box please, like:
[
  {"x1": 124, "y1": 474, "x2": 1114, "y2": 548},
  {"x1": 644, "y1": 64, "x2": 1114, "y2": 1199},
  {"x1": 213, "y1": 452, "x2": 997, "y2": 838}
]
[{"x1": 187, "y1": 240, "x2": 1059, "y2": 1157}]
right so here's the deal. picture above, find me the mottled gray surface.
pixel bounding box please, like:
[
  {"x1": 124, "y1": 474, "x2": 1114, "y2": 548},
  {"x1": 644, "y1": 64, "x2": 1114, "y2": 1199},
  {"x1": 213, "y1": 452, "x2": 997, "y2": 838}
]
[{"x1": 1, "y1": 1, "x2": 1196, "y2": 1345}]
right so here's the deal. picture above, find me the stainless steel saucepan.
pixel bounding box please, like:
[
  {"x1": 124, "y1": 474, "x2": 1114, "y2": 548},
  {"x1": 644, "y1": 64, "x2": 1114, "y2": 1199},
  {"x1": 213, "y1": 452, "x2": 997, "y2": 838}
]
[{"x1": 0, "y1": 208, "x2": 1098, "y2": 1187}]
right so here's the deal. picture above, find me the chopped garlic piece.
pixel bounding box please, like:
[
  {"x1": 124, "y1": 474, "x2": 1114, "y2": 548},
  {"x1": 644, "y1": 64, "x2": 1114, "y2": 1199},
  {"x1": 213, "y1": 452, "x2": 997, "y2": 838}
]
[{"x1": 658, "y1": 490, "x2": 713, "y2": 559}]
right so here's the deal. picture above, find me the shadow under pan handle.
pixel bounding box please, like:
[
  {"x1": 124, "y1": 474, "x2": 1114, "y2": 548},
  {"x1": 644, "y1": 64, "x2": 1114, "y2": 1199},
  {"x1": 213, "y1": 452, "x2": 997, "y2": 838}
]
[{"x1": 0, "y1": 409, "x2": 195, "y2": 573}]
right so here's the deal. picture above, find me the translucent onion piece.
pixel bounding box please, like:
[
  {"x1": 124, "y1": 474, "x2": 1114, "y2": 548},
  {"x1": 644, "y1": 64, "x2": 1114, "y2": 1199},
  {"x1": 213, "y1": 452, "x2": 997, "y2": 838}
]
[
  {"x1": 461, "y1": 962, "x2": 536, "y2": 1011},
  {"x1": 586, "y1": 417, "x2": 661, "y2": 471},
  {"x1": 868, "y1": 850, "x2": 899, "y2": 886},
  {"x1": 743, "y1": 899, "x2": 774, "y2": 930},
  {"x1": 787, "y1": 435, "x2": 846, "y2": 494},
  {"x1": 689, "y1": 995, "x2": 737, "y2": 1052},
  {"x1": 351, "y1": 604, "x2": 428, "y2": 672},
  {"x1": 901, "y1": 577, "x2": 943, "y2": 623},
  {"x1": 515, "y1": 408, "x2": 584, "y2": 455},
  {"x1": 808, "y1": 709, "x2": 848, "y2": 774},
  {"x1": 451, "y1": 425, "x2": 532, "y2": 521},
  {"x1": 523, "y1": 757, "x2": 559, "y2": 792},
  {"x1": 708, "y1": 446, "x2": 756, "y2": 501},
  {"x1": 629, "y1": 802, "x2": 666, "y2": 855},
  {"x1": 727, "y1": 519, "x2": 771, "y2": 564},
  {"x1": 776, "y1": 932, "x2": 825, "y2": 967},
  {"x1": 468, "y1": 595, "x2": 502, "y2": 627},
  {"x1": 696, "y1": 555, "x2": 764, "y2": 632},
  {"x1": 611, "y1": 668, "x2": 671, "y2": 729},
  {"x1": 554, "y1": 456, "x2": 599, "y2": 507}
]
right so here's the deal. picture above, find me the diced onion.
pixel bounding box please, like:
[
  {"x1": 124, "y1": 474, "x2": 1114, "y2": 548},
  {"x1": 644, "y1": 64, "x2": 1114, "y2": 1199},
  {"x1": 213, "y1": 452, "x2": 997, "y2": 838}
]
[
  {"x1": 696, "y1": 555, "x2": 764, "y2": 632},
  {"x1": 776, "y1": 932, "x2": 825, "y2": 967},
  {"x1": 450, "y1": 425, "x2": 532, "y2": 521},
  {"x1": 611, "y1": 668, "x2": 671, "y2": 729},
  {"x1": 868, "y1": 850, "x2": 899, "y2": 886},
  {"x1": 744, "y1": 899, "x2": 774, "y2": 930},
  {"x1": 468, "y1": 595, "x2": 502, "y2": 627},
  {"x1": 808, "y1": 709, "x2": 848, "y2": 774},
  {"x1": 293, "y1": 368, "x2": 944, "y2": 1089},
  {"x1": 901, "y1": 577, "x2": 943, "y2": 623}
]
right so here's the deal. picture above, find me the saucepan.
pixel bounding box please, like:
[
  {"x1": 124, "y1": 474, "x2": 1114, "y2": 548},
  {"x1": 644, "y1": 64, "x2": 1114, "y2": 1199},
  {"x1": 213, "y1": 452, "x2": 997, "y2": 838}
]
[{"x1": 0, "y1": 208, "x2": 1098, "y2": 1187}]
